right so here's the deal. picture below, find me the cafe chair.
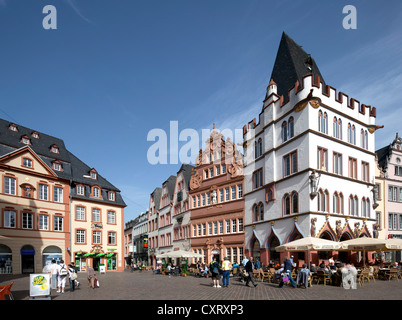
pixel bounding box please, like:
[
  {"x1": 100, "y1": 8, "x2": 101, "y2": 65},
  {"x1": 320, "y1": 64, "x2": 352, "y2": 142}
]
[
  {"x1": 315, "y1": 270, "x2": 331, "y2": 286},
  {"x1": 387, "y1": 269, "x2": 399, "y2": 281},
  {"x1": 0, "y1": 281, "x2": 14, "y2": 300}
]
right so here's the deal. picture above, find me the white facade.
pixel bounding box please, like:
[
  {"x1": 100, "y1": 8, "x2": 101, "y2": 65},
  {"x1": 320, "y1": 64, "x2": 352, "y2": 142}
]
[{"x1": 243, "y1": 74, "x2": 378, "y2": 264}]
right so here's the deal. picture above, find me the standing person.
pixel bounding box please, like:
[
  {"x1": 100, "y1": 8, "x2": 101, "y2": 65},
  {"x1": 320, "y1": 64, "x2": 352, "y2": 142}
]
[
  {"x1": 279, "y1": 257, "x2": 296, "y2": 288},
  {"x1": 245, "y1": 256, "x2": 257, "y2": 288},
  {"x1": 57, "y1": 260, "x2": 68, "y2": 294},
  {"x1": 68, "y1": 264, "x2": 76, "y2": 292},
  {"x1": 87, "y1": 264, "x2": 95, "y2": 289},
  {"x1": 210, "y1": 256, "x2": 222, "y2": 288},
  {"x1": 255, "y1": 257, "x2": 261, "y2": 270},
  {"x1": 221, "y1": 257, "x2": 232, "y2": 288},
  {"x1": 49, "y1": 259, "x2": 58, "y2": 290},
  {"x1": 70, "y1": 262, "x2": 80, "y2": 287},
  {"x1": 242, "y1": 256, "x2": 249, "y2": 268}
]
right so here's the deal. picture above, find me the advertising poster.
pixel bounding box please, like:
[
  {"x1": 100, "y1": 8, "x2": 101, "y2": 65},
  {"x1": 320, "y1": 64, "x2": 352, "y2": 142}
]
[{"x1": 29, "y1": 274, "x2": 50, "y2": 297}]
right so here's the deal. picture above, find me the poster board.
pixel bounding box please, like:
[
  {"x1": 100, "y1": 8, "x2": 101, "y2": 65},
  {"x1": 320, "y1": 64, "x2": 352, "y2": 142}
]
[
  {"x1": 99, "y1": 265, "x2": 106, "y2": 274},
  {"x1": 30, "y1": 274, "x2": 51, "y2": 297}
]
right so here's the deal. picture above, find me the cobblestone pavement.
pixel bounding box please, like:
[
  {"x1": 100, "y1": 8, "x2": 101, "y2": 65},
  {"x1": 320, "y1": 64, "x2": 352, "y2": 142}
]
[{"x1": 1, "y1": 269, "x2": 401, "y2": 301}]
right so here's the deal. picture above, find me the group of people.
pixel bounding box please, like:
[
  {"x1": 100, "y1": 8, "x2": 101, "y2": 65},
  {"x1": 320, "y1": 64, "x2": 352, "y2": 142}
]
[
  {"x1": 46, "y1": 259, "x2": 80, "y2": 294},
  {"x1": 45, "y1": 260, "x2": 99, "y2": 294}
]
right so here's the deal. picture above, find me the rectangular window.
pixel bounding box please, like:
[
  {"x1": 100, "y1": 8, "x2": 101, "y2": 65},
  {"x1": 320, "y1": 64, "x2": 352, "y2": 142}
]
[
  {"x1": 232, "y1": 219, "x2": 237, "y2": 233},
  {"x1": 76, "y1": 206, "x2": 85, "y2": 220},
  {"x1": 208, "y1": 222, "x2": 212, "y2": 235},
  {"x1": 389, "y1": 186, "x2": 398, "y2": 202},
  {"x1": 238, "y1": 185, "x2": 243, "y2": 198},
  {"x1": 108, "y1": 211, "x2": 115, "y2": 224},
  {"x1": 39, "y1": 214, "x2": 49, "y2": 230},
  {"x1": 4, "y1": 210, "x2": 15, "y2": 228},
  {"x1": 233, "y1": 248, "x2": 238, "y2": 264},
  {"x1": 192, "y1": 196, "x2": 196, "y2": 208},
  {"x1": 202, "y1": 194, "x2": 205, "y2": 206},
  {"x1": 213, "y1": 221, "x2": 218, "y2": 235},
  {"x1": 108, "y1": 232, "x2": 116, "y2": 245},
  {"x1": 92, "y1": 208, "x2": 101, "y2": 222},
  {"x1": 76, "y1": 230, "x2": 85, "y2": 243},
  {"x1": 93, "y1": 231, "x2": 101, "y2": 244},
  {"x1": 348, "y1": 157, "x2": 357, "y2": 179},
  {"x1": 362, "y1": 161, "x2": 369, "y2": 182},
  {"x1": 4, "y1": 177, "x2": 16, "y2": 195},
  {"x1": 231, "y1": 186, "x2": 236, "y2": 200},
  {"x1": 197, "y1": 195, "x2": 200, "y2": 207},
  {"x1": 22, "y1": 212, "x2": 33, "y2": 229},
  {"x1": 108, "y1": 192, "x2": 115, "y2": 201},
  {"x1": 202, "y1": 223, "x2": 206, "y2": 236},
  {"x1": 317, "y1": 147, "x2": 328, "y2": 171},
  {"x1": 395, "y1": 165, "x2": 402, "y2": 176},
  {"x1": 219, "y1": 221, "x2": 223, "y2": 234},
  {"x1": 39, "y1": 184, "x2": 48, "y2": 200},
  {"x1": 54, "y1": 216, "x2": 63, "y2": 231},
  {"x1": 222, "y1": 164, "x2": 226, "y2": 174},
  {"x1": 198, "y1": 224, "x2": 201, "y2": 236},
  {"x1": 333, "y1": 152, "x2": 343, "y2": 175},
  {"x1": 77, "y1": 185, "x2": 84, "y2": 195},
  {"x1": 193, "y1": 225, "x2": 196, "y2": 237},
  {"x1": 283, "y1": 151, "x2": 297, "y2": 177},
  {"x1": 225, "y1": 187, "x2": 230, "y2": 201},
  {"x1": 54, "y1": 187, "x2": 63, "y2": 203},
  {"x1": 216, "y1": 165, "x2": 221, "y2": 175},
  {"x1": 219, "y1": 189, "x2": 224, "y2": 202},
  {"x1": 238, "y1": 218, "x2": 244, "y2": 232},
  {"x1": 206, "y1": 192, "x2": 210, "y2": 205},
  {"x1": 239, "y1": 247, "x2": 244, "y2": 262},
  {"x1": 253, "y1": 169, "x2": 263, "y2": 189},
  {"x1": 226, "y1": 219, "x2": 230, "y2": 233},
  {"x1": 23, "y1": 158, "x2": 32, "y2": 168}
]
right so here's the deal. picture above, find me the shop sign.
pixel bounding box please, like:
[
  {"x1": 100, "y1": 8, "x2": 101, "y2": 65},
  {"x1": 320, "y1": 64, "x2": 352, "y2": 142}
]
[{"x1": 30, "y1": 274, "x2": 50, "y2": 297}]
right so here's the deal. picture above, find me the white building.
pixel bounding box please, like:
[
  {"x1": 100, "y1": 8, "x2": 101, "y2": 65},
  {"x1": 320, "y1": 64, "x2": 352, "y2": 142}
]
[{"x1": 243, "y1": 33, "x2": 380, "y2": 266}]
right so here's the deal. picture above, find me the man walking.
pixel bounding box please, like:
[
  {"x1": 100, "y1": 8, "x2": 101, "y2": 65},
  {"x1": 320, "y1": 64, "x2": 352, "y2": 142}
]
[{"x1": 245, "y1": 256, "x2": 257, "y2": 288}]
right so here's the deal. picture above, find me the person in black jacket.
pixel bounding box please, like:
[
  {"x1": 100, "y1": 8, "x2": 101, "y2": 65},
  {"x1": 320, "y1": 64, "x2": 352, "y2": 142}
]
[{"x1": 245, "y1": 256, "x2": 257, "y2": 287}]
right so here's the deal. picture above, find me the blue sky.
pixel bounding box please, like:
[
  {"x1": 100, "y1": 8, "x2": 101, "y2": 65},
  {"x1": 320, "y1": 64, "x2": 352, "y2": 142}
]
[{"x1": 0, "y1": 0, "x2": 401, "y2": 222}]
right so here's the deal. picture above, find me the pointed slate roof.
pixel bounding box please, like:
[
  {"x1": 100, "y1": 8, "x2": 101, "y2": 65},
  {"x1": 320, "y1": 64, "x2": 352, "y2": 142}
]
[{"x1": 269, "y1": 32, "x2": 325, "y2": 101}]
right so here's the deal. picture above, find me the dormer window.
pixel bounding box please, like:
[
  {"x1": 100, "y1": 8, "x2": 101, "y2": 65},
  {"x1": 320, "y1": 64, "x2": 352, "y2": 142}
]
[
  {"x1": 21, "y1": 135, "x2": 31, "y2": 145},
  {"x1": 32, "y1": 132, "x2": 39, "y2": 139},
  {"x1": 76, "y1": 184, "x2": 85, "y2": 196},
  {"x1": 52, "y1": 160, "x2": 62, "y2": 172},
  {"x1": 91, "y1": 186, "x2": 101, "y2": 198},
  {"x1": 9, "y1": 123, "x2": 18, "y2": 132},
  {"x1": 50, "y1": 144, "x2": 59, "y2": 154},
  {"x1": 108, "y1": 191, "x2": 115, "y2": 201},
  {"x1": 90, "y1": 169, "x2": 97, "y2": 180}
]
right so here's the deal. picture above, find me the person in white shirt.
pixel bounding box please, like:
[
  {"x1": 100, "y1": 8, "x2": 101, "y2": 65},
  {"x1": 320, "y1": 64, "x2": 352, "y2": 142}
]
[
  {"x1": 57, "y1": 260, "x2": 68, "y2": 294},
  {"x1": 49, "y1": 260, "x2": 59, "y2": 290}
]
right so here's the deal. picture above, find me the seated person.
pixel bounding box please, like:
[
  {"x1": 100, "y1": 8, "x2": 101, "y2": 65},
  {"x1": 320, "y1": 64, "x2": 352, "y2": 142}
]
[
  {"x1": 310, "y1": 264, "x2": 317, "y2": 273},
  {"x1": 329, "y1": 261, "x2": 337, "y2": 273},
  {"x1": 275, "y1": 264, "x2": 285, "y2": 280},
  {"x1": 318, "y1": 262, "x2": 330, "y2": 274},
  {"x1": 297, "y1": 264, "x2": 311, "y2": 288}
]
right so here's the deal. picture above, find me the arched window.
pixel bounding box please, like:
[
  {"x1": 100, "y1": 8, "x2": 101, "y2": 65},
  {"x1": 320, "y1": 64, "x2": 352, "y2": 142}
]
[
  {"x1": 361, "y1": 197, "x2": 366, "y2": 217},
  {"x1": 347, "y1": 123, "x2": 352, "y2": 143},
  {"x1": 323, "y1": 112, "x2": 328, "y2": 134},
  {"x1": 366, "y1": 198, "x2": 370, "y2": 218},
  {"x1": 354, "y1": 196, "x2": 358, "y2": 216},
  {"x1": 291, "y1": 192, "x2": 298, "y2": 213},
  {"x1": 288, "y1": 117, "x2": 294, "y2": 138},
  {"x1": 352, "y1": 125, "x2": 356, "y2": 145},
  {"x1": 361, "y1": 129, "x2": 365, "y2": 149},
  {"x1": 259, "y1": 203, "x2": 264, "y2": 221},
  {"x1": 318, "y1": 110, "x2": 323, "y2": 133},
  {"x1": 333, "y1": 192, "x2": 339, "y2": 213},
  {"x1": 349, "y1": 195, "x2": 354, "y2": 216},
  {"x1": 333, "y1": 117, "x2": 338, "y2": 138},
  {"x1": 258, "y1": 138, "x2": 263, "y2": 157},
  {"x1": 283, "y1": 194, "x2": 291, "y2": 215},
  {"x1": 338, "y1": 119, "x2": 342, "y2": 140},
  {"x1": 339, "y1": 193, "x2": 344, "y2": 214},
  {"x1": 254, "y1": 141, "x2": 258, "y2": 159},
  {"x1": 324, "y1": 190, "x2": 329, "y2": 212},
  {"x1": 253, "y1": 204, "x2": 258, "y2": 222},
  {"x1": 282, "y1": 121, "x2": 288, "y2": 142},
  {"x1": 365, "y1": 130, "x2": 368, "y2": 150},
  {"x1": 317, "y1": 189, "x2": 324, "y2": 212}
]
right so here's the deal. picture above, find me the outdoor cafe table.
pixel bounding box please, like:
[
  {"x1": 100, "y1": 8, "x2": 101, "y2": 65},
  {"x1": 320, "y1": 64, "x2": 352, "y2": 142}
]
[{"x1": 378, "y1": 268, "x2": 390, "y2": 280}]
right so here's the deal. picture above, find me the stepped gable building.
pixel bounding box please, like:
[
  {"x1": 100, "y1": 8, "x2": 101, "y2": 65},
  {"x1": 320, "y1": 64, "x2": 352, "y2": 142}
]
[
  {"x1": 171, "y1": 164, "x2": 194, "y2": 256},
  {"x1": 242, "y1": 33, "x2": 381, "y2": 266},
  {"x1": 375, "y1": 133, "x2": 402, "y2": 262},
  {"x1": 0, "y1": 118, "x2": 126, "y2": 274},
  {"x1": 189, "y1": 127, "x2": 245, "y2": 265},
  {"x1": 147, "y1": 187, "x2": 161, "y2": 267}
]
